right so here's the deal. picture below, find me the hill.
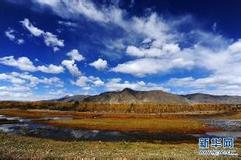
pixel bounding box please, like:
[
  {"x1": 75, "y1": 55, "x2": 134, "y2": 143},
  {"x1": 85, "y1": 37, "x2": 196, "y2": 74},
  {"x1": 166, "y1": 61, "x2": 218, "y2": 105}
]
[
  {"x1": 49, "y1": 95, "x2": 89, "y2": 102},
  {"x1": 82, "y1": 88, "x2": 189, "y2": 104},
  {"x1": 182, "y1": 93, "x2": 241, "y2": 104},
  {"x1": 53, "y1": 89, "x2": 241, "y2": 104}
]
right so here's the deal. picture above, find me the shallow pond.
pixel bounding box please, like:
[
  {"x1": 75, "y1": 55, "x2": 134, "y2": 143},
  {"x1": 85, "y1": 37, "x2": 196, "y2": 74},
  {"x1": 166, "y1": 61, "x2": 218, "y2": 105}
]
[
  {"x1": 0, "y1": 114, "x2": 240, "y2": 142},
  {"x1": 202, "y1": 119, "x2": 241, "y2": 139},
  {"x1": 0, "y1": 115, "x2": 196, "y2": 142}
]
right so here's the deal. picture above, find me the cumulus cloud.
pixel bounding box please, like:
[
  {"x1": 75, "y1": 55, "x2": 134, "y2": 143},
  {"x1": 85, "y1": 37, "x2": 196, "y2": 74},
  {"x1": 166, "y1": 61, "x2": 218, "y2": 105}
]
[
  {"x1": 0, "y1": 71, "x2": 65, "y2": 101},
  {"x1": 61, "y1": 59, "x2": 81, "y2": 76},
  {"x1": 0, "y1": 56, "x2": 64, "y2": 74},
  {"x1": 72, "y1": 75, "x2": 104, "y2": 88},
  {"x1": 20, "y1": 18, "x2": 44, "y2": 36},
  {"x1": 61, "y1": 49, "x2": 85, "y2": 76},
  {"x1": 20, "y1": 18, "x2": 64, "y2": 51},
  {"x1": 126, "y1": 44, "x2": 180, "y2": 58},
  {"x1": 0, "y1": 72, "x2": 63, "y2": 87},
  {"x1": 163, "y1": 39, "x2": 241, "y2": 95},
  {"x1": 0, "y1": 86, "x2": 67, "y2": 101},
  {"x1": 105, "y1": 78, "x2": 168, "y2": 91},
  {"x1": 0, "y1": 85, "x2": 32, "y2": 101},
  {"x1": 43, "y1": 32, "x2": 64, "y2": 51},
  {"x1": 67, "y1": 49, "x2": 85, "y2": 61},
  {"x1": 89, "y1": 58, "x2": 108, "y2": 70},
  {"x1": 37, "y1": 64, "x2": 64, "y2": 74},
  {"x1": 166, "y1": 74, "x2": 241, "y2": 96},
  {"x1": 5, "y1": 28, "x2": 24, "y2": 45},
  {"x1": 61, "y1": 49, "x2": 85, "y2": 77},
  {"x1": 0, "y1": 56, "x2": 36, "y2": 71},
  {"x1": 0, "y1": 73, "x2": 26, "y2": 84},
  {"x1": 112, "y1": 57, "x2": 193, "y2": 77}
]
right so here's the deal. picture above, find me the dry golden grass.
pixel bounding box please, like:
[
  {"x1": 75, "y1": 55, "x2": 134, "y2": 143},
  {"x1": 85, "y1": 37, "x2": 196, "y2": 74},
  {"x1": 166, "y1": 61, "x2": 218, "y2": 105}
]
[
  {"x1": 0, "y1": 101, "x2": 240, "y2": 113},
  {"x1": 0, "y1": 109, "x2": 220, "y2": 134},
  {"x1": 47, "y1": 117, "x2": 215, "y2": 134},
  {"x1": 0, "y1": 108, "x2": 240, "y2": 159},
  {"x1": 0, "y1": 108, "x2": 231, "y2": 119},
  {"x1": 1, "y1": 132, "x2": 239, "y2": 160}
]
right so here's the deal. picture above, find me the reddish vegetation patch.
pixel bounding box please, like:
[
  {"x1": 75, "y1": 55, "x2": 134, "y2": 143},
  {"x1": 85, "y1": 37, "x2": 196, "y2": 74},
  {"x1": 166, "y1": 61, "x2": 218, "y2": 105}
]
[{"x1": 47, "y1": 117, "x2": 220, "y2": 134}]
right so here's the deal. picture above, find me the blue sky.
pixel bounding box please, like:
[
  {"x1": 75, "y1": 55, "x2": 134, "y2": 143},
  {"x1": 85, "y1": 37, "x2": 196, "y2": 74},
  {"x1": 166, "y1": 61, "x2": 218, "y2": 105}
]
[{"x1": 1, "y1": 0, "x2": 241, "y2": 100}]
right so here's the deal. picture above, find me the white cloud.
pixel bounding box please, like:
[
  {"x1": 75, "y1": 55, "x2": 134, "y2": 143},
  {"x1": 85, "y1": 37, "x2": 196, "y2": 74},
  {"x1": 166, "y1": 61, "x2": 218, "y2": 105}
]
[
  {"x1": 33, "y1": 0, "x2": 108, "y2": 23},
  {"x1": 67, "y1": 49, "x2": 85, "y2": 61},
  {"x1": 5, "y1": 28, "x2": 15, "y2": 40},
  {"x1": 0, "y1": 85, "x2": 33, "y2": 101},
  {"x1": 166, "y1": 74, "x2": 241, "y2": 96},
  {"x1": 17, "y1": 39, "x2": 25, "y2": 45},
  {"x1": 72, "y1": 76, "x2": 89, "y2": 87},
  {"x1": 37, "y1": 64, "x2": 64, "y2": 74},
  {"x1": 89, "y1": 58, "x2": 108, "y2": 70},
  {"x1": 164, "y1": 39, "x2": 241, "y2": 95},
  {"x1": 0, "y1": 72, "x2": 63, "y2": 88},
  {"x1": 5, "y1": 28, "x2": 24, "y2": 45},
  {"x1": 20, "y1": 18, "x2": 44, "y2": 36},
  {"x1": 112, "y1": 57, "x2": 193, "y2": 77},
  {"x1": 31, "y1": 1, "x2": 172, "y2": 43},
  {"x1": 20, "y1": 18, "x2": 64, "y2": 51},
  {"x1": 61, "y1": 59, "x2": 81, "y2": 76},
  {"x1": 126, "y1": 44, "x2": 180, "y2": 58},
  {"x1": 0, "y1": 56, "x2": 36, "y2": 71},
  {"x1": 0, "y1": 83, "x2": 67, "y2": 101},
  {"x1": 34, "y1": 0, "x2": 59, "y2": 7},
  {"x1": 0, "y1": 73, "x2": 26, "y2": 85},
  {"x1": 58, "y1": 20, "x2": 78, "y2": 27},
  {"x1": 72, "y1": 75, "x2": 104, "y2": 88},
  {"x1": 228, "y1": 39, "x2": 241, "y2": 53},
  {"x1": 91, "y1": 77, "x2": 104, "y2": 86},
  {"x1": 0, "y1": 56, "x2": 64, "y2": 74},
  {"x1": 130, "y1": 13, "x2": 171, "y2": 41},
  {"x1": 105, "y1": 78, "x2": 168, "y2": 91},
  {"x1": 61, "y1": 49, "x2": 85, "y2": 76},
  {"x1": 32, "y1": 0, "x2": 173, "y2": 45},
  {"x1": 43, "y1": 32, "x2": 64, "y2": 51},
  {"x1": 162, "y1": 43, "x2": 181, "y2": 53}
]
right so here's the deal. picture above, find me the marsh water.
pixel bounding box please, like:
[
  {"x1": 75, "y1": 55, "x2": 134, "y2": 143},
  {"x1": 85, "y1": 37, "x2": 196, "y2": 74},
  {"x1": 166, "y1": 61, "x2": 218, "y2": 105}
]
[
  {"x1": 192, "y1": 119, "x2": 241, "y2": 140},
  {"x1": 0, "y1": 114, "x2": 240, "y2": 142}
]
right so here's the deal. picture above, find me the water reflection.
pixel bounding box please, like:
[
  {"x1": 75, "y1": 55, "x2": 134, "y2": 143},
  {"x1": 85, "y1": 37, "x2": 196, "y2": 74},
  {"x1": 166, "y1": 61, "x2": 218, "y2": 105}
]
[
  {"x1": 206, "y1": 119, "x2": 241, "y2": 131},
  {"x1": 0, "y1": 115, "x2": 240, "y2": 142},
  {"x1": 0, "y1": 115, "x2": 196, "y2": 142}
]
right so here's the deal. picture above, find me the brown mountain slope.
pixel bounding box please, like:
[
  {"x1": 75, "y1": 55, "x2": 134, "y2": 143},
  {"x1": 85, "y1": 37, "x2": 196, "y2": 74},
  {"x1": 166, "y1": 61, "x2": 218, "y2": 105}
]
[
  {"x1": 182, "y1": 93, "x2": 241, "y2": 104},
  {"x1": 83, "y1": 88, "x2": 190, "y2": 104}
]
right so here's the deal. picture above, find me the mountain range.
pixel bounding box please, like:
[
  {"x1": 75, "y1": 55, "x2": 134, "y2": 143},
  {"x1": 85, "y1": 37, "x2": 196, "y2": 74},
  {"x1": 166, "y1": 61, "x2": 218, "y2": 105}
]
[{"x1": 50, "y1": 88, "x2": 241, "y2": 104}]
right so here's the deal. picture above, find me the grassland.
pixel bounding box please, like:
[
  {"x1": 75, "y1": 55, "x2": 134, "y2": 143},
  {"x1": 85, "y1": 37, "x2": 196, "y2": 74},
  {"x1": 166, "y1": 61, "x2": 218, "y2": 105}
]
[
  {"x1": 47, "y1": 118, "x2": 211, "y2": 133},
  {"x1": 0, "y1": 108, "x2": 229, "y2": 119},
  {"x1": 0, "y1": 109, "x2": 221, "y2": 134},
  {"x1": 0, "y1": 108, "x2": 237, "y2": 134},
  {"x1": 0, "y1": 103, "x2": 241, "y2": 159},
  {"x1": 0, "y1": 101, "x2": 240, "y2": 113},
  {"x1": 1, "y1": 132, "x2": 240, "y2": 160}
]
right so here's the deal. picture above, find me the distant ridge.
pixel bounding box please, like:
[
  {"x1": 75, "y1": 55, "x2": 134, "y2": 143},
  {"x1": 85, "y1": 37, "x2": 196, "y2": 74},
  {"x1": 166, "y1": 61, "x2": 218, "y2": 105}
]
[
  {"x1": 182, "y1": 93, "x2": 241, "y2": 104},
  {"x1": 83, "y1": 88, "x2": 189, "y2": 104},
  {"x1": 54, "y1": 88, "x2": 189, "y2": 104},
  {"x1": 49, "y1": 95, "x2": 89, "y2": 102},
  {"x1": 52, "y1": 88, "x2": 241, "y2": 104}
]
